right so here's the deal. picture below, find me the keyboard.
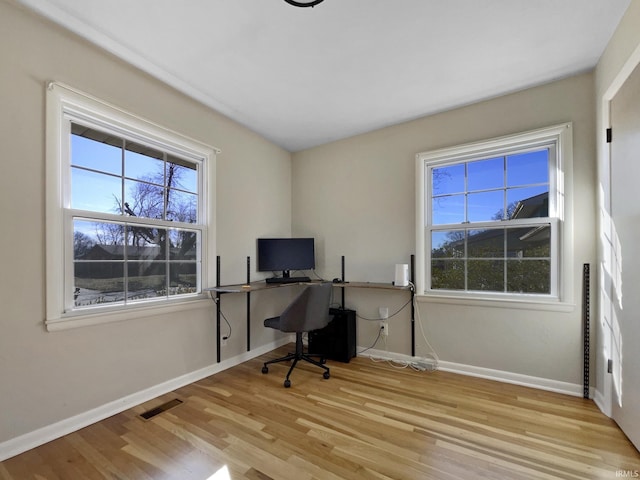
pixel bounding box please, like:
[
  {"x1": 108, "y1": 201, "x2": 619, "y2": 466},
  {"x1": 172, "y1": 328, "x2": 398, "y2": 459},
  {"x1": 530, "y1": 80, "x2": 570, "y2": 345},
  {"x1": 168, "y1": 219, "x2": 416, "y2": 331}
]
[{"x1": 265, "y1": 276, "x2": 311, "y2": 284}]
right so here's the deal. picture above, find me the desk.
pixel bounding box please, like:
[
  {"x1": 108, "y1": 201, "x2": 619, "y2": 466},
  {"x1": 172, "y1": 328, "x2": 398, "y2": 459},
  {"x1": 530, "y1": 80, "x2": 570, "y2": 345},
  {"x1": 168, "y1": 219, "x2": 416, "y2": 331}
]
[
  {"x1": 205, "y1": 280, "x2": 411, "y2": 294},
  {"x1": 205, "y1": 256, "x2": 415, "y2": 362},
  {"x1": 205, "y1": 280, "x2": 317, "y2": 294}
]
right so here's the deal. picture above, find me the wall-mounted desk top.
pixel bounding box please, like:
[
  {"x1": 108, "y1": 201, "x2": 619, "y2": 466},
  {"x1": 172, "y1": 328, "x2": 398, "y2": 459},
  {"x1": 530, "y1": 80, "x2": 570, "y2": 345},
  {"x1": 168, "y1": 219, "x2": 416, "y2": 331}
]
[{"x1": 204, "y1": 280, "x2": 412, "y2": 295}]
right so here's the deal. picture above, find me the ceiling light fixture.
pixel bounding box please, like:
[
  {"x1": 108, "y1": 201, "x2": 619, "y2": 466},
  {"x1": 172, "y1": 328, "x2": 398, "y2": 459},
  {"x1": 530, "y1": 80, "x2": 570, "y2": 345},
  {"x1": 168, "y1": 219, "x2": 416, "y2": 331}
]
[{"x1": 284, "y1": 0, "x2": 325, "y2": 7}]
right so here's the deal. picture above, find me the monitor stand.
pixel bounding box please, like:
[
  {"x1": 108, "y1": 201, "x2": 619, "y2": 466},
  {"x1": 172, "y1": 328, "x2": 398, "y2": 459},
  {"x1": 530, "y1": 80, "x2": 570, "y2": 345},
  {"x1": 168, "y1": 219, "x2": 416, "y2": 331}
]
[{"x1": 265, "y1": 270, "x2": 311, "y2": 284}]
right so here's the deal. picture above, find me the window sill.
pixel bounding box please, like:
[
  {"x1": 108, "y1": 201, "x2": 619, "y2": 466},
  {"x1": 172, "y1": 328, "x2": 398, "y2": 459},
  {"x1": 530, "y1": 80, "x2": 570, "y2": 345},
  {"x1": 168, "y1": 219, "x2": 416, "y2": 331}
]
[
  {"x1": 416, "y1": 292, "x2": 575, "y2": 313},
  {"x1": 45, "y1": 296, "x2": 213, "y2": 331}
]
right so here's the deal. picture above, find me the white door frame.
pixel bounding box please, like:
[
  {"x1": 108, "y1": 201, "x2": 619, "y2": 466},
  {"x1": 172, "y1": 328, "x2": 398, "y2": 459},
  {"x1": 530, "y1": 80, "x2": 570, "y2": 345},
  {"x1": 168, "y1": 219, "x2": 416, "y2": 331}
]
[{"x1": 596, "y1": 41, "x2": 640, "y2": 418}]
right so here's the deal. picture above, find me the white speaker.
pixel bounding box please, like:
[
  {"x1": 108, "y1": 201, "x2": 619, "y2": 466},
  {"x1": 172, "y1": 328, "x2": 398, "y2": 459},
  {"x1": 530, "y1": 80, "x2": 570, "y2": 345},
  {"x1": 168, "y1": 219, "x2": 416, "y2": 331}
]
[{"x1": 394, "y1": 264, "x2": 409, "y2": 287}]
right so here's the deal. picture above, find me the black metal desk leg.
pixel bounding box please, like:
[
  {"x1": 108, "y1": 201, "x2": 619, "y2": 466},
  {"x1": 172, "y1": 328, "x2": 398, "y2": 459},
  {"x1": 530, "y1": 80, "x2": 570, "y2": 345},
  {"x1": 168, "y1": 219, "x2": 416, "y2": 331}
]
[
  {"x1": 246, "y1": 256, "x2": 251, "y2": 352},
  {"x1": 410, "y1": 254, "x2": 415, "y2": 357},
  {"x1": 216, "y1": 255, "x2": 221, "y2": 363}
]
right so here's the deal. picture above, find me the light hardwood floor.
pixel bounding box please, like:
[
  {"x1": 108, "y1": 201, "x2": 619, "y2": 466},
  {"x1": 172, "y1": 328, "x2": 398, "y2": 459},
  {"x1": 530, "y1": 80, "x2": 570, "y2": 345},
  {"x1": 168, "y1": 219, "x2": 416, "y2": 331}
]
[{"x1": 2, "y1": 345, "x2": 639, "y2": 479}]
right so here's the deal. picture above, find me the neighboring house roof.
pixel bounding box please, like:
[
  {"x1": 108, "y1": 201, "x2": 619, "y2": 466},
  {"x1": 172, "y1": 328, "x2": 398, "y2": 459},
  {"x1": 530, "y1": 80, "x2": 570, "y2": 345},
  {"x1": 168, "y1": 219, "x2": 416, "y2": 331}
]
[{"x1": 510, "y1": 192, "x2": 548, "y2": 219}]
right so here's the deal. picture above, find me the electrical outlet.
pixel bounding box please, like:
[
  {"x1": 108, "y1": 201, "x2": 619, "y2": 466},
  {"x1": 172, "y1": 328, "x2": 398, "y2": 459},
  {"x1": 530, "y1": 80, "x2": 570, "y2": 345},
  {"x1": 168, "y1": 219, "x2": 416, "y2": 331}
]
[
  {"x1": 221, "y1": 337, "x2": 227, "y2": 347},
  {"x1": 380, "y1": 320, "x2": 389, "y2": 336},
  {"x1": 379, "y1": 307, "x2": 389, "y2": 319}
]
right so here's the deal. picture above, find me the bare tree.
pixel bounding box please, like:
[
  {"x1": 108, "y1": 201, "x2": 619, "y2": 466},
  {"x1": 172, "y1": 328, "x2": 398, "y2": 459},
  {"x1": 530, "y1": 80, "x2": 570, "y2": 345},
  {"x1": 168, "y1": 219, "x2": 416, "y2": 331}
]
[{"x1": 73, "y1": 231, "x2": 95, "y2": 257}]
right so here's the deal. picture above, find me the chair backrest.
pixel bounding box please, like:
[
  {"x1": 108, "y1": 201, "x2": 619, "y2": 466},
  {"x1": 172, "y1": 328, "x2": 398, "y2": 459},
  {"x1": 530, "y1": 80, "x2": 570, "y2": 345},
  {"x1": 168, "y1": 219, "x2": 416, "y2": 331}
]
[{"x1": 277, "y1": 282, "x2": 333, "y2": 333}]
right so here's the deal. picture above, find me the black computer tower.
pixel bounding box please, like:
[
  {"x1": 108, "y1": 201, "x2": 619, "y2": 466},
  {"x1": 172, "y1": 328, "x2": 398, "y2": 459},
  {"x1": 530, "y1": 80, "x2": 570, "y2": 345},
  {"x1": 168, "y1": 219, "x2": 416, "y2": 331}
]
[{"x1": 308, "y1": 308, "x2": 356, "y2": 362}]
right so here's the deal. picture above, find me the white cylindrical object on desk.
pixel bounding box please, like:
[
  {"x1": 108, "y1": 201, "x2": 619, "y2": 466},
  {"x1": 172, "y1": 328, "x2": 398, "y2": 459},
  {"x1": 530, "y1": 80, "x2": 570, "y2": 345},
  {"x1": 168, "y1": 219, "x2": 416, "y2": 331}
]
[{"x1": 394, "y1": 264, "x2": 409, "y2": 287}]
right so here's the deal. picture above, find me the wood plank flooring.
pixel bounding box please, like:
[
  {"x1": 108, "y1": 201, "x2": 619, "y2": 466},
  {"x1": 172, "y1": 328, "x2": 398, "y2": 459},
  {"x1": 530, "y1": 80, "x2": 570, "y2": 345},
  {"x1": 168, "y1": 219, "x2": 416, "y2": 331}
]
[{"x1": 2, "y1": 345, "x2": 639, "y2": 479}]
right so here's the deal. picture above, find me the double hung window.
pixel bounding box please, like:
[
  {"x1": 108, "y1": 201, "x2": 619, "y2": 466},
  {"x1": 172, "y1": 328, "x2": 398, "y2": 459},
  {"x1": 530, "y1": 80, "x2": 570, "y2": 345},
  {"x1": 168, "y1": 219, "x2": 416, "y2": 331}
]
[
  {"x1": 416, "y1": 124, "x2": 572, "y2": 302},
  {"x1": 46, "y1": 84, "x2": 217, "y2": 328}
]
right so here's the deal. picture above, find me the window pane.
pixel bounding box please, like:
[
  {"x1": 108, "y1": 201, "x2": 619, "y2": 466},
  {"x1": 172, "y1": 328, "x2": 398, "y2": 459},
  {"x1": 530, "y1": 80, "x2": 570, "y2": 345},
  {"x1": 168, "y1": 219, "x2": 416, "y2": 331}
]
[
  {"x1": 125, "y1": 142, "x2": 163, "y2": 184},
  {"x1": 73, "y1": 262, "x2": 125, "y2": 307},
  {"x1": 126, "y1": 225, "x2": 167, "y2": 300},
  {"x1": 507, "y1": 226, "x2": 551, "y2": 258},
  {"x1": 124, "y1": 179, "x2": 165, "y2": 219},
  {"x1": 467, "y1": 229, "x2": 504, "y2": 258},
  {"x1": 507, "y1": 149, "x2": 548, "y2": 187},
  {"x1": 468, "y1": 260, "x2": 504, "y2": 291},
  {"x1": 127, "y1": 261, "x2": 166, "y2": 301},
  {"x1": 467, "y1": 190, "x2": 504, "y2": 222},
  {"x1": 169, "y1": 230, "x2": 199, "y2": 260},
  {"x1": 432, "y1": 164, "x2": 464, "y2": 195},
  {"x1": 167, "y1": 189, "x2": 197, "y2": 223},
  {"x1": 126, "y1": 227, "x2": 167, "y2": 260},
  {"x1": 432, "y1": 230, "x2": 464, "y2": 258},
  {"x1": 468, "y1": 157, "x2": 503, "y2": 191},
  {"x1": 431, "y1": 259, "x2": 464, "y2": 290},
  {"x1": 506, "y1": 186, "x2": 549, "y2": 219},
  {"x1": 71, "y1": 132, "x2": 121, "y2": 176},
  {"x1": 169, "y1": 262, "x2": 198, "y2": 295},
  {"x1": 73, "y1": 219, "x2": 125, "y2": 306},
  {"x1": 507, "y1": 259, "x2": 550, "y2": 293},
  {"x1": 432, "y1": 194, "x2": 465, "y2": 225},
  {"x1": 167, "y1": 156, "x2": 197, "y2": 193},
  {"x1": 71, "y1": 168, "x2": 122, "y2": 214},
  {"x1": 74, "y1": 220, "x2": 124, "y2": 259}
]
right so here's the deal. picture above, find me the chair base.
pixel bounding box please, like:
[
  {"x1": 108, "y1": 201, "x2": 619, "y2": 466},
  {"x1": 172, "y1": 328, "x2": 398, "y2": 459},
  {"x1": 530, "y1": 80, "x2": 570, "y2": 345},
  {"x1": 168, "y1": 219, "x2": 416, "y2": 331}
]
[{"x1": 262, "y1": 334, "x2": 330, "y2": 388}]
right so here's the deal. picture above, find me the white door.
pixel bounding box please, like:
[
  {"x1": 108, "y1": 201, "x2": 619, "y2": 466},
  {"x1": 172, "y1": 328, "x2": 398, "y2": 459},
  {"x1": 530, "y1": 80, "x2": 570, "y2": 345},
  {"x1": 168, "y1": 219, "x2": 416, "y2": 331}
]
[{"x1": 610, "y1": 60, "x2": 640, "y2": 450}]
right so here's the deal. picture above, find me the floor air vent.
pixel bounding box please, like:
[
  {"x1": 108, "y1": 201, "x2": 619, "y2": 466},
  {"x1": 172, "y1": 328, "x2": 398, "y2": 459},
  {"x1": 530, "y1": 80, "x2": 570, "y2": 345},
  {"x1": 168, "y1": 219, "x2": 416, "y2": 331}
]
[{"x1": 139, "y1": 398, "x2": 183, "y2": 420}]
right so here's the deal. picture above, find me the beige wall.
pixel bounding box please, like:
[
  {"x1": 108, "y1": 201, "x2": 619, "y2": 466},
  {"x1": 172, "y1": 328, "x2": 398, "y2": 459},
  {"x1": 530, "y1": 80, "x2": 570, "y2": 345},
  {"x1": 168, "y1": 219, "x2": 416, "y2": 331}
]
[
  {"x1": 293, "y1": 72, "x2": 597, "y2": 386},
  {"x1": 0, "y1": 0, "x2": 293, "y2": 445}
]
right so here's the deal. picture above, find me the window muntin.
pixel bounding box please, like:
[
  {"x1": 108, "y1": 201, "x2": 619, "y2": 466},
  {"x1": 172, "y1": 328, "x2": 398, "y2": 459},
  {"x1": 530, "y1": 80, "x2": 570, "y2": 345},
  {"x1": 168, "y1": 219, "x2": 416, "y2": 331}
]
[{"x1": 416, "y1": 124, "x2": 571, "y2": 301}]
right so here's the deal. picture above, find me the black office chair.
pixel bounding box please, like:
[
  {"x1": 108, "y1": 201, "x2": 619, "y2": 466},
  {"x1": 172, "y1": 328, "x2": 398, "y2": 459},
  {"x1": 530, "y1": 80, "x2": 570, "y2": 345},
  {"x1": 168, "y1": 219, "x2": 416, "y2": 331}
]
[{"x1": 261, "y1": 282, "x2": 333, "y2": 388}]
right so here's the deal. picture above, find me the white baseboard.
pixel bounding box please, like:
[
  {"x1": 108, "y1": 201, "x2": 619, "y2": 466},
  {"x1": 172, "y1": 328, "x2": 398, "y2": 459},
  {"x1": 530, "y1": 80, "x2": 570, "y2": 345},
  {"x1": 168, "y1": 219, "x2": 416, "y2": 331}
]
[
  {"x1": 593, "y1": 388, "x2": 612, "y2": 417},
  {"x1": 359, "y1": 347, "x2": 588, "y2": 398},
  {"x1": 0, "y1": 336, "x2": 292, "y2": 462},
  {"x1": 438, "y1": 361, "x2": 590, "y2": 398}
]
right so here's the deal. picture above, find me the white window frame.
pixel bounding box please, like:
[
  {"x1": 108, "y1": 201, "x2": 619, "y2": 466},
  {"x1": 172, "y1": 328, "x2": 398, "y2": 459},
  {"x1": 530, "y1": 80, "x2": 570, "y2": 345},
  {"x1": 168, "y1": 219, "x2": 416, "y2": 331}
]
[
  {"x1": 45, "y1": 82, "x2": 218, "y2": 330},
  {"x1": 415, "y1": 123, "x2": 574, "y2": 308}
]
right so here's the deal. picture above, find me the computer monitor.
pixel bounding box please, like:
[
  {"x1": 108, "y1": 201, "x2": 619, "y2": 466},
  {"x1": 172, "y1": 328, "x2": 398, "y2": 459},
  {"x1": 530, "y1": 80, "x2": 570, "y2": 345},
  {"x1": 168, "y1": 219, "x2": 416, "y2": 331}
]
[{"x1": 257, "y1": 238, "x2": 315, "y2": 278}]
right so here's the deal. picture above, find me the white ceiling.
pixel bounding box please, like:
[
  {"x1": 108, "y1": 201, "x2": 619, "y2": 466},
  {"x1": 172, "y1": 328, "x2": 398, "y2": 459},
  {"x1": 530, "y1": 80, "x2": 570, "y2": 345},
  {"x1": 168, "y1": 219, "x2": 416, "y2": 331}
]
[{"x1": 18, "y1": 0, "x2": 631, "y2": 152}]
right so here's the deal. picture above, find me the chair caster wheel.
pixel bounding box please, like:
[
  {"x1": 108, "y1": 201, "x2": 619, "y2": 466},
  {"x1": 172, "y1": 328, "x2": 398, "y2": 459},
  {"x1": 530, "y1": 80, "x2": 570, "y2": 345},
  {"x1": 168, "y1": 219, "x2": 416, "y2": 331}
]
[
  {"x1": 323, "y1": 371, "x2": 330, "y2": 379},
  {"x1": 284, "y1": 379, "x2": 291, "y2": 388},
  {"x1": 262, "y1": 366, "x2": 268, "y2": 374}
]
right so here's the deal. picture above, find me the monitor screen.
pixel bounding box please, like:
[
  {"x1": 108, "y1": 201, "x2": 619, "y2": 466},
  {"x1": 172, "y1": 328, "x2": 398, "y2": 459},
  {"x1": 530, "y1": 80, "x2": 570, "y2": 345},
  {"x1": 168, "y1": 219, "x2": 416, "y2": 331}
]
[{"x1": 257, "y1": 238, "x2": 315, "y2": 275}]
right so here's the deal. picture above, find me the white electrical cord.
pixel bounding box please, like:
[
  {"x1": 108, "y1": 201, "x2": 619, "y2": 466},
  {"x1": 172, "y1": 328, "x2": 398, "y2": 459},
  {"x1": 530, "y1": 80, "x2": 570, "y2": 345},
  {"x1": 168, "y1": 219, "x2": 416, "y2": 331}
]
[
  {"x1": 361, "y1": 284, "x2": 440, "y2": 371},
  {"x1": 412, "y1": 284, "x2": 440, "y2": 369},
  {"x1": 368, "y1": 283, "x2": 440, "y2": 372}
]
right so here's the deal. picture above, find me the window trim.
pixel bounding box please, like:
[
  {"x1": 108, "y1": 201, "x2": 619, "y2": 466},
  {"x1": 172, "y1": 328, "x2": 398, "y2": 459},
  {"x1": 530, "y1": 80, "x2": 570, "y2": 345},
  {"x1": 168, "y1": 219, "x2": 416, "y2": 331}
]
[
  {"x1": 45, "y1": 82, "x2": 218, "y2": 330},
  {"x1": 415, "y1": 123, "x2": 573, "y2": 305}
]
